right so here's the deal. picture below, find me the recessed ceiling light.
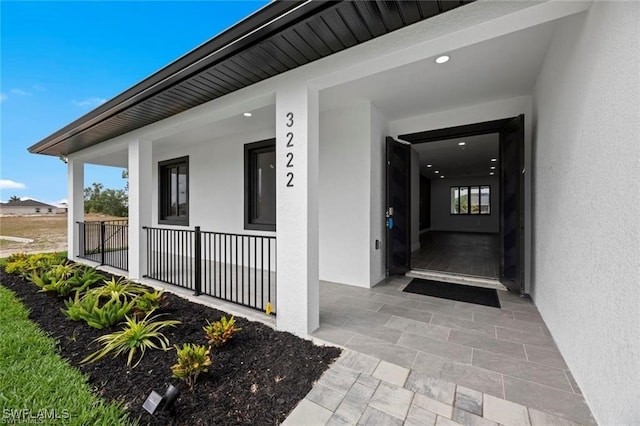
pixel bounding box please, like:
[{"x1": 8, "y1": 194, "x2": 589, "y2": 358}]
[
  {"x1": 490, "y1": 172, "x2": 495, "y2": 176},
  {"x1": 426, "y1": 164, "x2": 432, "y2": 168},
  {"x1": 490, "y1": 166, "x2": 496, "y2": 170},
  {"x1": 243, "y1": 112, "x2": 252, "y2": 117},
  {"x1": 434, "y1": 170, "x2": 440, "y2": 174},
  {"x1": 435, "y1": 55, "x2": 450, "y2": 64},
  {"x1": 458, "y1": 142, "x2": 466, "y2": 146},
  {"x1": 440, "y1": 176, "x2": 445, "y2": 179},
  {"x1": 491, "y1": 158, "x2": 497, "y2": 162}
]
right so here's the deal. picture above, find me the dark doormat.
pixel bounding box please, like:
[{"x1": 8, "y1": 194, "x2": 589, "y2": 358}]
[{"x1": 403, "y1": 278, "x2": 501, "y2": 308}]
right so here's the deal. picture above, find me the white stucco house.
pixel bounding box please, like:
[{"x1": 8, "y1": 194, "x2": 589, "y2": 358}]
[
  {"x1": 29, "y1": 1, "x2": 639, "y2": 424},
  {"x1": 0, "y1": 199, "x2": 66, "y2": 215}
]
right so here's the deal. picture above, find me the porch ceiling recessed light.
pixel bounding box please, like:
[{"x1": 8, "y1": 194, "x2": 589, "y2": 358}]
[
  {"x1": 434, "y1": 170, "x2": 440, "y2": 174},
  {"x1": 440, "y1": 175, "x2": 445, "y2": 179},
  {"x1": 243, "y1": 112, "x2": 252, "y2": 117},
  {"x1": 426, "y1": 164, "x2": 432, "y2": 168},
  {"x1": 435, "y1": 55, "x2": 450, "y2": 64},
  {"x1": 491, "y1": 158, "x2": 497, "y2": 162},
  {"x1": 490, "y1": 166, "x2": 496, "y2": 170},
  {"x1": 458, "y1": 142, "x2": 466, "y2": 146},
  {"x1": 490, "y1": 172, "x2": 495, "y2": 176}
]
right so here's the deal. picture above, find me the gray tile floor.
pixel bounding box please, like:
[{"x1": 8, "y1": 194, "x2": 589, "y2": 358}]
[
  {"x1": 411, "y1": 232, "x2": 499, "y2": 278},
  {"x1": 310, "y1": 277, "x2": 596, "y2": 425}
]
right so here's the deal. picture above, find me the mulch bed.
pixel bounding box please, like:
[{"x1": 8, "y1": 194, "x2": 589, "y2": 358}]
[{"x1": 0, "y1": 268, "x2": 341, "y2": 425}]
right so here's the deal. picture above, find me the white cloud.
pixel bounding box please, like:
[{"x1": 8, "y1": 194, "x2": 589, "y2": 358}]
[
  {"x1": 72, "y1": 97, "x2": 106, "y2": 108},
  {"x1": 0, "y1": 93, "x2": 6, "y2": 102},
  {"x1": 10, "y1": 88, "x2": 31, "y2": 96},
  {"x1": 0, "y1": 179, "x2": 27, "y2": 189}
]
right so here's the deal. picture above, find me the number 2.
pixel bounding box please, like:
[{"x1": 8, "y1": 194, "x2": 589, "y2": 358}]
[
  {"x1": 286, "y1": 152, "x2": 294, "y2": 167},
  {"x1": 286, "y1": 172, "x2": 294, "y2": 187},
  {"x1": 286, "y1": 132, "x2": 293, "y2": 147}
]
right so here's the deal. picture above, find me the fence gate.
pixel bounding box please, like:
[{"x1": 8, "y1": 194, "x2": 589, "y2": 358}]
[{"x1": 78, "y1": 220, "x2": 129, "y2": 271}]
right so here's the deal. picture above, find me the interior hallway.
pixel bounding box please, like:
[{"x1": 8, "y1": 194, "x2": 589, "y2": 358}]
[{"x1": 411, "y1": 231, "x2": 499, "y2": 279}]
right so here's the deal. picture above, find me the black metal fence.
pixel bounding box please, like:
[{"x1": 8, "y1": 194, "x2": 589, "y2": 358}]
[
  {"x1": 144, "y1": 226, "x2": 276, "y2": 314},
  {"x1": 78, "y1": 220, "x2": 129, "y2": 271}
]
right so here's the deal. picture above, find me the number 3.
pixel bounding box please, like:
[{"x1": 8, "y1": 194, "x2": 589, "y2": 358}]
[{"x1": 286, "y1": 112, "x2": 294, "y2": 127}]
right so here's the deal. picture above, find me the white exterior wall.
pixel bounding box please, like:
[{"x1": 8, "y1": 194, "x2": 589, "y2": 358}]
[
  {"x1": 319, "y1": 102, "x2": 372, "y2": 287},
  {"x1": 369, "y1": 105, "x2": 389, "y2": 286},
  {"x1": 152, "y1": 128, "x2": 275, "y2": 235},
  {"x1": 531, "y1": 3, "x2": 640, "y2": 424},
  {"x1": 0, "y1": 206, "x2": 65, "y2": 215}
]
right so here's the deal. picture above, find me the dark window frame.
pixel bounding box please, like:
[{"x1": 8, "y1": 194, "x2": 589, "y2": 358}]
[
  {"x1": 244, "y1": 139, "x2": 276, "y2": 231},
  {"x1": 158, "y1": 156, "x2": 189, "y2": 226},
  {"x1": 450, "y1": 185, "x2": 491, "y2": 215}
]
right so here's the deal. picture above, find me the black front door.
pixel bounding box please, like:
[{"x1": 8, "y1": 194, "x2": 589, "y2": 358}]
[
  {"x1": 386, "y1": 137, "x2": 411, "y2": 275},
  {"x1": 499, "y1": 115, "x2": 525, "y2": 294}
]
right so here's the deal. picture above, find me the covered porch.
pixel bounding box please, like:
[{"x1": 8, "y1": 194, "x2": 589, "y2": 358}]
[{"x1": 310, "y1": 278, "x2": 595, "y2": 425}]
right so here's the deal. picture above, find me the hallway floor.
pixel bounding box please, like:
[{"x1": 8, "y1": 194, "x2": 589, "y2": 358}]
[
  {"x1": 411, "y1": 232, "x2": 499, "y2": 279},
  {"x1": 308, "y1": 277, "x2": 595, "y2": 425}
]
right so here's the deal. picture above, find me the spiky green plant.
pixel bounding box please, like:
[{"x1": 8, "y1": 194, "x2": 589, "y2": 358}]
[
  {"x1": 63, "y1": 292, "x2": 135, "y2": 330},
  {"x1": 91, "y1": 277, "x2": 147, "y2": 301},
  {"x1": 28, "y1": 263, "x2": 78, "y2": 296},
  {"x1": 65, "y1": 266, "x2": 106, "y2": 294},
  {"x1": 134, "y1": 289, "x2": 166, "y2": 317},
  {"x1": 171, "y1": 343, "x2": 212, "y2": 390},
  {"x1": 203, "y1": 315, "x2": 242, "y2": 347},
  {"x1": 83, "y1": 312, "x2": 181, "y2": 368}
]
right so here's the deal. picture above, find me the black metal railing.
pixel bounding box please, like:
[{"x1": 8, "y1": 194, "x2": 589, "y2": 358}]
[
  {"x1": 78, "y1": 220, "x2": 129, "y2": 271},
  {"x1": 144, "y1": 226, "x2": 276, "y2": 314}
]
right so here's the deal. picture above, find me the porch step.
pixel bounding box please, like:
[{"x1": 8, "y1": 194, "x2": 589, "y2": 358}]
[{"x1": 406, "y1": 269, "x2": 508, "y2": 291}]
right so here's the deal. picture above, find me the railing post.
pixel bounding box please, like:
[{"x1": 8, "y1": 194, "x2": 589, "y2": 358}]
[
  {"x1": 194, "y1": 226, "x2": 202, "y2": 296},
  {"x1": 100, "y1": 221, "x2": 106, "y2": 265}
]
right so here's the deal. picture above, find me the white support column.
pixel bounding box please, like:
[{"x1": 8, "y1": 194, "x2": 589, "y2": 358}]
[
  {"x1": 67, "y1": 157, "x2": 84, "y2": 261},
  {"x1": 275, "y1": 84, "x2": 320, "y2": 337},
  {"x1": 128, "y1": 138, "x2": 153, "y2": 280}
]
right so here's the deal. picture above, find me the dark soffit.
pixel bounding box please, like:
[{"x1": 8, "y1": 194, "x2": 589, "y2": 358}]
[{"x1": 29, "y1": 0, "x2": 473, "y2": 157}]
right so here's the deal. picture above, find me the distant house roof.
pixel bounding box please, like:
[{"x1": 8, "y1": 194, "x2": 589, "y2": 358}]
[
  {"x1": 28, "y1": 0, "x2": 472, "y2": 158},
  {"x1": 1, "y1": 199, "x2": 58, "y2": 208}
]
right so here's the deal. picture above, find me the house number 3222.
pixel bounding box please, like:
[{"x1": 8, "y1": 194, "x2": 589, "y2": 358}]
[{"x1": 285, "y1": 112, "x2": 294, "y2": 187}]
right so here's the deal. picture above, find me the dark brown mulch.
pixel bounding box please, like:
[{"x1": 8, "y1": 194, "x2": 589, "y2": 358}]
[{"x1": 0, "y1": 269, "x2": 341, "y2": 425}]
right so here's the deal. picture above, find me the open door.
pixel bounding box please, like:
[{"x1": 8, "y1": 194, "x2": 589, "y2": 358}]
[
  {"x1": 499, "y1": 115, "x2": 525, "y2": 294},
  {"x1": 386, "y1": 137, "x2": 411, "y2": 275}
]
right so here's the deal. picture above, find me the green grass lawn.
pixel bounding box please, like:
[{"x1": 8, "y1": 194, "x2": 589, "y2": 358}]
[{"x1": 0, "y1": 285, "x2": 133, "y2": 425}]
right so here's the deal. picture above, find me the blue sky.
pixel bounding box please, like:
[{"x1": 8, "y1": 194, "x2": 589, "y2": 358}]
[{"x1": 1, "y1": 0, "x2": 268, "y2": 204}]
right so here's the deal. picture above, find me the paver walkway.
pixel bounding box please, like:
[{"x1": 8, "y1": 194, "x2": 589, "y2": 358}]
[
  {"x1": 302, "y1": 276, "x2": 596, "y2": 425},
  {"x1": 285, "y1": 350, "x2": 588, "y2": 426}
]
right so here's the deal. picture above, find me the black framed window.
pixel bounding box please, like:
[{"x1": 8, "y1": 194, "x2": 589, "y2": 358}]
[
  {"x1": 244, "y1": 139, "x2": 276, "y2": 231},
  {"x1": 451, "y1": 185, "x2": 490, "y2": 215},
  {"x1": 159, "y1": 156, "x2": 189, "y2": 225}
]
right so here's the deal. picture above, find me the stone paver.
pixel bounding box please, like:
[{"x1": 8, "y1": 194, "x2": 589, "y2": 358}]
[
  {"x1": 454, "y1": 386, "x2": 483, "y2": 416},
  {"x1": 483, "y1": 394, "x2": 531, "y2": 426},
  {"x1": 368, "y1": 381, "x2": 414, "y2": 420},
  {"x1": 372, "y1": 360, "x2": 410, "y2": 387},
  {"x1": 294, "y1": 280, "x2": 597, "y2": 425},
  {"x1": 284, "y1": 399, "x2": 333, "y2": 426}
]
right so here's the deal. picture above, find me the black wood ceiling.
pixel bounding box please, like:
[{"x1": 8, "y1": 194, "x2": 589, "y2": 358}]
[{"x1": 30, "y1": 0, "x2": 473, "y2": 157}]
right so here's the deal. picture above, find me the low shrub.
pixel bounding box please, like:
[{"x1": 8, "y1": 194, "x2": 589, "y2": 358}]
[
  {"x1": 4, "y1": 252, "x2": 68, "y2": 276},
  {"x1": 92, "y1": 277, "x2": 147, "y2": 301},
  {"x1": 171, "y1": 343, "x2": 212, "y2": 390},
  {"x1": 65, "y1": 266, "x2": 106, "y2": 294},
  {"x1": 28, "y1": 263, "x2": 79, "y2": 296},
  {"x1": 63, "y1": 292, "x2": 135, "y2": 330},
  {"x1": 134, "y1": 289, "x2": 167, "y2": 317},
  {"x1": 83, "y1": 312, "x2": 181, "y2": 368},
  {"x1": 204, "y1": 315, "x2": 241, "y2": 347}
]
